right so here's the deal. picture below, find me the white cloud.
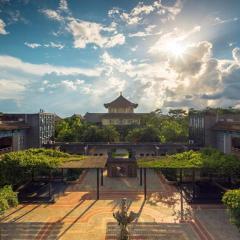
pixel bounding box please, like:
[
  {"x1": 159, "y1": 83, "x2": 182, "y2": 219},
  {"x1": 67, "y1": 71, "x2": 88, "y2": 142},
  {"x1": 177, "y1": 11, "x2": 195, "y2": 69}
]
[
  {"x1": 0, "y1": 79, "x2": 26, "y2": 99},
  {"x1": 213, "y1": 17, "x2": 238, "y2": 26},
  {"x1": 25, "y1": 42, "x2": 65, "y2": 50},
  {"x1": 232, "y1": 47, "x2": 240, "y2": 62},
  {"x1": 24, "y1": 42, "x2": 41, "y2": 48},
  {"x1": 61, "y1": 79, "x2": 84, "y2": 91},
  {"x1": 44, "y1": 42, "x2": 65, "y2": 49},
  {"x1": 109, "y1": 0, "x2": 182, "y2": 25},
  {"x1": 149, "y1": 26, "x2": 201, "y2": 54},
  {"x1": 68, "y1": 19, "x2": 105, "y2": 48},
  {"x1": 0, "y1": 55, "x2": 101, "y2": 77},
  {"x1": 129, "y1": 25, "x2": 161, "y2": 38},
  {"x1": 40, "y1": 1, "x2": 123, "y2": 49},
  {"x1": 40, "y1": 9, "x2": 63, "y2": 21},
  {"x1": 59, "y1": 0, "x2": 68, "y2": 12},
  {"x1": 104, "y1": 34, "x2": 125, "y2": 48},
  {"x1": 101, "y1": 52, "x2": 133, "y2": 74},
  {"x1": 98, "y1": 37, "x2": 240, "y2": 112},
  {"x1": 68, "y1": 19, "x2": 125, "y2": 48},
  {"x1": 0, "y1": 19, "x2": 8, "y2": 35},
  {"x1": 40, "y1": 0, "x2": 70, "y2": 22},
  {"x1": 131, "y1": 46, "x2": 138, "y2": 52}
]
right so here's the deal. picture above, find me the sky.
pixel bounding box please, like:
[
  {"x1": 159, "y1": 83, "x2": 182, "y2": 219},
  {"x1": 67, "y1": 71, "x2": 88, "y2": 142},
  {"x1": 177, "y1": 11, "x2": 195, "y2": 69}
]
[{"x1": 1, "y1": 0, "x2": 240, "y2": 116}]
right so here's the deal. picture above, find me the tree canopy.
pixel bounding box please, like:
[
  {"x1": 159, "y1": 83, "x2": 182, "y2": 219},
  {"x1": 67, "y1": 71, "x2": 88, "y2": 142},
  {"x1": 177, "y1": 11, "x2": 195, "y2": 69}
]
[
  {"x1": 127, "y1": 109, "x2": 189, "y2": 143},
  {"x1": 55, "y1": 115, "x2": 120, "y2": 142},
  {"x1": 126, "y1": 125, "x2": 160, "y2": 142},
  {"x1": 54, "y1": 109, "x2": 189, "y2": 143}
]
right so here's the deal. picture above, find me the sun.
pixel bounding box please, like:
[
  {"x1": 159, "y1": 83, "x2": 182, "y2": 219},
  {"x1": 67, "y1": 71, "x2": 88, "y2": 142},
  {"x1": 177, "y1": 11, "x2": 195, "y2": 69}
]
[{"x1": 166, "y1": 40, "x2": 186, "y2": 57}]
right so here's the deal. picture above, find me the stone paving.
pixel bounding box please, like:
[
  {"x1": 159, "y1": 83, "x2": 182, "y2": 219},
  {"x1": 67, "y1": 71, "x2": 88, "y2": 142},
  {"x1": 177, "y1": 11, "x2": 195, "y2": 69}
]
[{"x1": 0, "y1": 169, "x2": 240, "y2": 240}]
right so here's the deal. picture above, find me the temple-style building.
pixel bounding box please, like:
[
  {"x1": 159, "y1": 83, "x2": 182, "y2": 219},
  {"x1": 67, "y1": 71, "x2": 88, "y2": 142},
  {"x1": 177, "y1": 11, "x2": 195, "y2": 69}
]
[{"x1": 84, "y1": 93, "x2": 148, "y2": 126}]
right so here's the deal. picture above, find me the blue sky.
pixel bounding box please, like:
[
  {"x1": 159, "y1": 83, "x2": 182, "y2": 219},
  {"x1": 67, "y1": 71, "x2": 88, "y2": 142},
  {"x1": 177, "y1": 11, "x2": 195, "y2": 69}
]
[{"x1": 0, "y1": 0, "x2": 240, "y2": 116}]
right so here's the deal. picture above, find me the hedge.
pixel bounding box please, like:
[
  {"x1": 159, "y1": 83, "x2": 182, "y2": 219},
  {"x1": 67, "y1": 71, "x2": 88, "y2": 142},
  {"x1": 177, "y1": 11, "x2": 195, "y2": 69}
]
[{"x1": 222, "y1": 189, "x2": 240, "y2": 229}]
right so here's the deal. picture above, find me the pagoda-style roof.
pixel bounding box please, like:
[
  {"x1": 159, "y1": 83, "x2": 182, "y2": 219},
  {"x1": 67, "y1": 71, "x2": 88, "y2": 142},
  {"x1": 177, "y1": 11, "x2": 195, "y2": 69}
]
[{"x1": 104, "y1": 94, "x2": 138, "y2": 109}]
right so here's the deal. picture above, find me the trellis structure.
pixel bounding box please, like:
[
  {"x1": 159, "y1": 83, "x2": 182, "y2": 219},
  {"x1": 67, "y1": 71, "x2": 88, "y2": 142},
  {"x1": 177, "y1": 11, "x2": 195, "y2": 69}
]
[{"x1": 58, "y1": 156, "x2": 107, "y2": 199}]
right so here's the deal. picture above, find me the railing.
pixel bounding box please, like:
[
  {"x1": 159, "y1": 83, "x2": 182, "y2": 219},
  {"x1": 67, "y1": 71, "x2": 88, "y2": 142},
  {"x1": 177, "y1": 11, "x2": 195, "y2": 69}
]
[{"x1": 0, "y1": 147, "x2": 12, "y2": 154}]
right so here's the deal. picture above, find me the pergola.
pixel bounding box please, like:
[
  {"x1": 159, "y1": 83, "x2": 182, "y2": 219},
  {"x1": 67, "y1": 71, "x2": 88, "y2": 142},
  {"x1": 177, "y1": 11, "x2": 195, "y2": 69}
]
[
  {"x1": 58, "y1": 156, "x2": 108, "y2": 200},
  {"x1": 57, "y1": 157, "x2": 195, "y2": 222},
  {"x1": 137, "y1": 157, "x2": 203, "y2": 222},
  {"x1": 57, "y1": 157, "x2": 157, "y2": 201},
  {"x1": 55, "y1": 156, "x2": 200, "y2": 204}
]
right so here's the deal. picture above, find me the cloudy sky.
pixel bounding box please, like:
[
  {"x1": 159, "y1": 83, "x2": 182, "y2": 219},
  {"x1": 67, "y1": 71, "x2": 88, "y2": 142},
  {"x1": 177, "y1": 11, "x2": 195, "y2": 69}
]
[{"x1": 0, "y1": 0, "x2": 240, "y2": 116}]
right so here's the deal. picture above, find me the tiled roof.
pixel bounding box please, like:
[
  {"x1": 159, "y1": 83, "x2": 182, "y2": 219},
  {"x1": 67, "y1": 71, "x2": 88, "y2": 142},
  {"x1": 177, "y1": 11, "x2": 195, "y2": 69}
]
[
  {"x1": 104, "y1": 94, "x2": 138, "y2": 108},
  {"x1": 0, "y1": 122, "x2": 30, "y2": 131},
  {"x1": 212, "y1": 121, "x2": 240, "y2": 132}
]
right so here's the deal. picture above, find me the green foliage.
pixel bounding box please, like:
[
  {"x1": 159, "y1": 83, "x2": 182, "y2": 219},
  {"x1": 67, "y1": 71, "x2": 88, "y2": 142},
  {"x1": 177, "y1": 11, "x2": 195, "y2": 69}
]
[
  {"x1": 222, "y1": 190, "x2": 240, "y2": 228},
  {"x1": 200, "y1": 148, "x2": 240, "y2": 176},
  {"x1": 0, "y1": 148, "x2": 83, "y2": 187},
  {"x1": 126, "y1": 126, "x2": 160, "y2": 142},
  {"x1": 0, "y1": 149, "x2": 89, "y2": 213},
  {"x1": 0, "y1": 185, "x2": 18, "y2": 215},
  {"x1": 100, "y1": 125, "x2": 120, "y2": 142},
  {"x1": 55, "y1": 115, "x2": 85, "y2": 141},
  {"x1": 138, "y1": 150, "x2": 203, "y2": 168},
  {"x1": 81, "y1": 125, "x2": 120, "y2": 142},
  {"x1": 131, "y1": 109, "x2": 189, "y2": 143},
  {"x1": 55, "y1": 115, "x2": 120, "y2": 142},
  {"x1": 55, "y1": 109, "x2": 189, "y2": 143},
  {"x1": 138, "y1": 148, "x2": 240, "y2": 174}
]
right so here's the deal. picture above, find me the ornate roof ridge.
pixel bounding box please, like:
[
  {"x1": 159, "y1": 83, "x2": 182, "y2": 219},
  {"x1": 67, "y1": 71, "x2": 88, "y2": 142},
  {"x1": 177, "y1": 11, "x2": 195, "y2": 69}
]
[{"x1": 104, "y1": 93, "x2": 138, "y2": 108}]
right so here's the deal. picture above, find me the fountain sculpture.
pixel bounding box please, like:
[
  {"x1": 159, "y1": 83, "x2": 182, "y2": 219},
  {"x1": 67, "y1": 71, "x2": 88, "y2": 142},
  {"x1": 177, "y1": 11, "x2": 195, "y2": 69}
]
[{"x1": 113, "y1": 198, "x2": 137, "y2": 240}]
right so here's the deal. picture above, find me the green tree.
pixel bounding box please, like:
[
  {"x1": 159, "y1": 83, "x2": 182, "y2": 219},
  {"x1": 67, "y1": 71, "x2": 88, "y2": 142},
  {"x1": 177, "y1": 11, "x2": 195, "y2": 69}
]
[
  {"x1": 100, "y1": 125, "x2": 120, "y2": 142},
  {"x1": 139, "y1": 108, "x2": 188, "y2": 143},
  {"x1": 126, "y1": 126, "x2": 160, "y2": 142},
  {"x1": 168, "y1": 109, "x2": 187, "y2": 119}
]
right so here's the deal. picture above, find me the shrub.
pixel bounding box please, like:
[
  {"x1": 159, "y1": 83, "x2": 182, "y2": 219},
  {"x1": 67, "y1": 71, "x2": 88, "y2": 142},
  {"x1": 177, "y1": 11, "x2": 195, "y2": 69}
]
[
  {"x1": 222, "y1": 189, "x2": 240, "y2": 228},
  {"x1": 0, "y1": 185, "x2": 18, "y2": 215}
]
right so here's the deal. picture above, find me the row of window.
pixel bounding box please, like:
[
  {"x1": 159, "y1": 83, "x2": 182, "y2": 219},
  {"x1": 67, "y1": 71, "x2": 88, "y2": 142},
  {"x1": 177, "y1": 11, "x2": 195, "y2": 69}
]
[
  {"x1": 104, "y1": 119, "x2": 140, "y2": 125},
  {"x1": 189, "y1": 116, "x2": 204, "y2": 129},
  {"x1": 109, "y1": 108, "x2": 133, "y2": 113}
]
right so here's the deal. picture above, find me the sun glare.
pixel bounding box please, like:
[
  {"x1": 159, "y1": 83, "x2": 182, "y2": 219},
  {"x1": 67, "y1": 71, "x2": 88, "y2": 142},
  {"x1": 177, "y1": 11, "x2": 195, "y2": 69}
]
[{"x1": 166, "y1": 40, "x2": 186, "y2": 57}]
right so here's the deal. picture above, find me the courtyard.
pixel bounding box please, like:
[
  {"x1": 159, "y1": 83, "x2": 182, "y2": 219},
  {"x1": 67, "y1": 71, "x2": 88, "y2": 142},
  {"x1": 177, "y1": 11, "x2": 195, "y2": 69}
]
[{"x1": 1, "y1": 169, "x2": 240, "y2": 240}]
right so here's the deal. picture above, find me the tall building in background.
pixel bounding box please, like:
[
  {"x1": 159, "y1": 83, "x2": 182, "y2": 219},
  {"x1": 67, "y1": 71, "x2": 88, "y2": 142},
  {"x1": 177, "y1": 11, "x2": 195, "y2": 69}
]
[
  {"x1": 0, "y1": 111, "x2": 55, "y2": 153},
  {"x1": 189, "y1": 109, "x2": 240, "y2": 155},
  {"x1": 84, "y1": 93, "x2": 149, "y2": 126}
]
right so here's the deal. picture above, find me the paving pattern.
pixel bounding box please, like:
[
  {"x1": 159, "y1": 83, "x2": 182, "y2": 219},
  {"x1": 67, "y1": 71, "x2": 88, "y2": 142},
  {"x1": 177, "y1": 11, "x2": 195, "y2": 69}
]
[{"x1": 1, "y1": 169, "x2": 240, "y2": 240}]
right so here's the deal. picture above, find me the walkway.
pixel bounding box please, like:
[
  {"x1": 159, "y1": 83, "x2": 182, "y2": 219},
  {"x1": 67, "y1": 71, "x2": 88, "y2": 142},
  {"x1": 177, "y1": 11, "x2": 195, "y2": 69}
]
[{"x1": 0, "y1": 169, "x2": 239, "y2": 240}]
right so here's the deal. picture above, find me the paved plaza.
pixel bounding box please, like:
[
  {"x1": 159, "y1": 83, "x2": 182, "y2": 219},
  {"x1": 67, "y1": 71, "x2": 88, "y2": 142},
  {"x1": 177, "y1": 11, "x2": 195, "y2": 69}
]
[{"x1": 1, "y1": 169, "x2": 240, "y2": 240}]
